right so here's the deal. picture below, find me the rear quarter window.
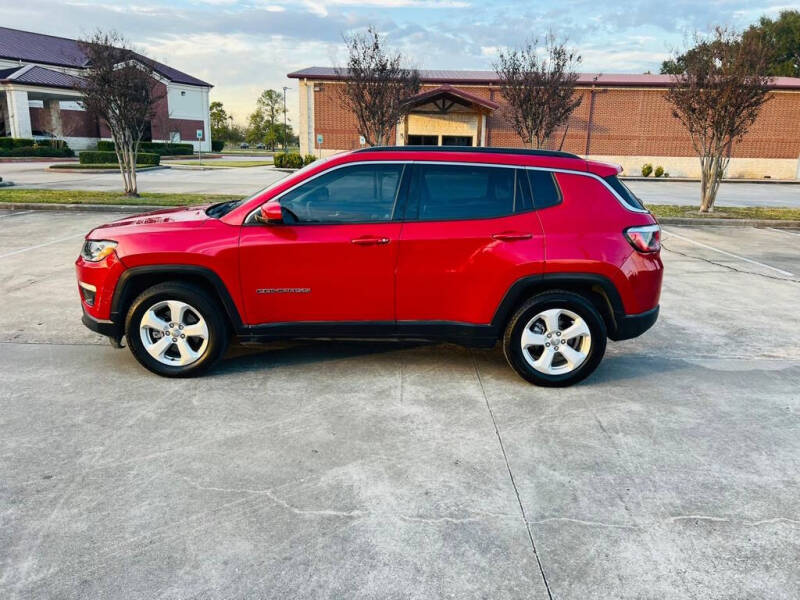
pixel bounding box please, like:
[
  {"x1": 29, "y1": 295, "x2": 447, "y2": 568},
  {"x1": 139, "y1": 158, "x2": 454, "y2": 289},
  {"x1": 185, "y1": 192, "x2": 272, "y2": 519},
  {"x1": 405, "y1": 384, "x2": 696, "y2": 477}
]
[{"x1": 603, "y1": 175, "x2": 646, "y2": 211}]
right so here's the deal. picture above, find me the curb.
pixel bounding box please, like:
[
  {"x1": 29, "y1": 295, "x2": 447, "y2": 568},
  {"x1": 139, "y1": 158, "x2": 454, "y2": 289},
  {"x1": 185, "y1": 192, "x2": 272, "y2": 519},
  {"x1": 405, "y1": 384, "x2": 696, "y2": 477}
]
[
  {"x1": 658, "y1": 217, "x2": 800, "y2": 228},
  {"x1": 47, "y1": 166, "x2": 167, "y2": 174},
  {"x1": 0, "y1": 202, "x2": 172, "y2": 213},
  {"x1": 622, "y1": 177, "x2": 800, "y2": 184}
]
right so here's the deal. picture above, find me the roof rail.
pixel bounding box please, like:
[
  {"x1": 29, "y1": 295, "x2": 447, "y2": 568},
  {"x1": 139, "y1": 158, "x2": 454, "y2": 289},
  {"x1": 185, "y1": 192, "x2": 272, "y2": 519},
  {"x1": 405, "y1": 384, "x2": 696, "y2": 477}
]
[{"x1": 353, "y1": 145, "x2": 581, "y2": 159}]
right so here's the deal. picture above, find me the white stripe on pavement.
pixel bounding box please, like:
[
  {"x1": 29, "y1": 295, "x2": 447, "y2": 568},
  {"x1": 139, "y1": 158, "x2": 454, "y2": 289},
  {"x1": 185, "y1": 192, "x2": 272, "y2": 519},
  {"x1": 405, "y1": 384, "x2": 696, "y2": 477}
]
[
  {"x1": 766, "y1": 227, "x2": 800, "y2": 238},
  {"x1": 0, "y1": 233, "x2": 84, "y2": 259},
  {"x1": 662, "y1": 228, "x2": 794, "y2": 277},
  {"x1": 0, "y1": 210, "x2": 34, "y2": 219}
]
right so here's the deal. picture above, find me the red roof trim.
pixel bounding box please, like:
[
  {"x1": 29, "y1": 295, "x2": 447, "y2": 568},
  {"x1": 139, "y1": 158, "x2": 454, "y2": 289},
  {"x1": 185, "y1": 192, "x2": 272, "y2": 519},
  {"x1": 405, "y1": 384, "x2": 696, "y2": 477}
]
[{"x1": 287, "y1": 67, "x2": 800, "y2": 90}]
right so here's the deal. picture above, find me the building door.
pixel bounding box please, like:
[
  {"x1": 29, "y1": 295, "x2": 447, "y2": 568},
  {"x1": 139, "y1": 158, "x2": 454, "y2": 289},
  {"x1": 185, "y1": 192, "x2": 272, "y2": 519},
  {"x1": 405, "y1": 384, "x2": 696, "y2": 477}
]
[{"x1": 441, "y1": 135, "x2": 473, "y2": 146}]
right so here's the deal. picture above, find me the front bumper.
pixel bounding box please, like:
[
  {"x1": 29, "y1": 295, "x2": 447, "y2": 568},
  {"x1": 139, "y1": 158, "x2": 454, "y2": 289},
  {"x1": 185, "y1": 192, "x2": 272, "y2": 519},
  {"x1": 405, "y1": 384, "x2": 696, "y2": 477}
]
[
  {"x1": 610, "y1": 305, "x2": 659, "y2": 341},
  {"x1": 81, "y1": 306, "x2": 122, "y2": 340}
]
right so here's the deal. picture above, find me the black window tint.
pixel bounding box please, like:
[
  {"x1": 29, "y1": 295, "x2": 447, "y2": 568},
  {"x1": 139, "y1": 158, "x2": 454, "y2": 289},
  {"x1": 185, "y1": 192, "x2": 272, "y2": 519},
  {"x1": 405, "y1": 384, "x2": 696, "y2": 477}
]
[
  {"x1": 280, "y1": 163, "x2": 403, "y2": 223},
  {"x1": 527, "y1": 170, "x2": 562, "y2": 209},
  {"x1": 604, "y1": 175, "x2": 645, "y2": 210},
  {"x1": 415, "y1": 164, "x2": 516, "y2": 221},
  {"x1": 515, "y1": 168, "x2": 533, "y2": 212}
]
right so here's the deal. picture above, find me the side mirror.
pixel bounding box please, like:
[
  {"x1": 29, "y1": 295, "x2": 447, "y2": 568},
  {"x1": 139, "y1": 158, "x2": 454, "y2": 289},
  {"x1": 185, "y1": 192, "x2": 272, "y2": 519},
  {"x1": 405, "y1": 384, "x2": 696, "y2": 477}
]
[{"x1": 259, "y1": 200, "x2": 283, "y2": 224}]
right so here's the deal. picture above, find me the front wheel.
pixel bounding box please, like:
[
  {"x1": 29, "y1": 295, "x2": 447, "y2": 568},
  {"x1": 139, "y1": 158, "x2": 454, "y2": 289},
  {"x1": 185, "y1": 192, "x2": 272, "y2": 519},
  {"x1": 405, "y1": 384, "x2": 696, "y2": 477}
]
[
  {"x1": 125, "y1": 282, "x2": 229, "y2": 377},
  {"x1": 503, "y1": 291, "x2": 607, "y2": 387}
]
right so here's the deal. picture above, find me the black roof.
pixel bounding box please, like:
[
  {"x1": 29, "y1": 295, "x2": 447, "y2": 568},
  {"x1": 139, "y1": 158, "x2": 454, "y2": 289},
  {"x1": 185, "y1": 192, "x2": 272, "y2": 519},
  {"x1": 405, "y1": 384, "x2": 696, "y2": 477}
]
[
  {"x1": 0, "y1": 26, "x2": 211, "y2": 87},
  {"x1": 354, "y1": 146, "x2": 581, "y2": 159}
]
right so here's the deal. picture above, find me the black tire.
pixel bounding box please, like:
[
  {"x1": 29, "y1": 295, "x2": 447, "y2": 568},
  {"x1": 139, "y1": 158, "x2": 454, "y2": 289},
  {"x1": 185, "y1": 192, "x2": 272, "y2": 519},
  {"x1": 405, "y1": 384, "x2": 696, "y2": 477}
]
[
  {"x1": 503, "y1": 290, "x2": 607, "y2": 387},
  {"x1": 125, "y1": 282, "x2": 229, "y2": 377}
]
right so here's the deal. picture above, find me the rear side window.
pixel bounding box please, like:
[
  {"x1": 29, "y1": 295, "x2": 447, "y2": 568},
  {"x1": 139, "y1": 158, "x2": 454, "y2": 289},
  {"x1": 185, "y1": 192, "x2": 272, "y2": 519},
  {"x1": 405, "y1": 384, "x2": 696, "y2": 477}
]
[
  {"x1": 604, "y1": 175, "x2": 646, "y2": 210},
  {"x1": 410, "y1": 164, "x2": 517, "y2": 221},
  {"x1": 526, "y1": 170, "x2": 562, "y2": 209}
]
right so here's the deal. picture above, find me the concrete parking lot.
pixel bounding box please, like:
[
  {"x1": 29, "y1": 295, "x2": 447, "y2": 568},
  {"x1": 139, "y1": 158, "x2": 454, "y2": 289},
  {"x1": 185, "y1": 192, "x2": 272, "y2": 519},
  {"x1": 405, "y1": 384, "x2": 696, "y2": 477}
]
[
  {"x1": 1, "y1": 209, "x2": 799, "y2": 599},
  {"x1": 2, "y1": 160, "x2": 800, "y2": 207}
]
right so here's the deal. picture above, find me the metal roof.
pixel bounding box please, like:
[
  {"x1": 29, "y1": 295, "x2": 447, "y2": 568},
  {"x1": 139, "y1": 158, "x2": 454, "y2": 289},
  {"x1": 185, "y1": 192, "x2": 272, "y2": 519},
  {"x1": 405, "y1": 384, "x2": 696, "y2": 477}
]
[
  {"x1": 288, "y1": 66, "x2": 800, "y2": 90},
  {"x1": 0, "y1": 26, "x2": 211, "y2": 87},
  {"x1": 0, "y1": 65, "x2": 84, "y2": 89}
]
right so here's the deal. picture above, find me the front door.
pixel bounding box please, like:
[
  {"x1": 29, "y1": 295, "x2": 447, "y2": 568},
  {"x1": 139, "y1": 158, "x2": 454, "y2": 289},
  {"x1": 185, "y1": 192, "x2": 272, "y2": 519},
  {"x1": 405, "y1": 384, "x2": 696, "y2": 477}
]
[
  {"x1": 239, "y1": 162, "x2": 407, "y2": 325},
  {"x1": 396, "y1": 163, "x2": 545, "y2": 325}
]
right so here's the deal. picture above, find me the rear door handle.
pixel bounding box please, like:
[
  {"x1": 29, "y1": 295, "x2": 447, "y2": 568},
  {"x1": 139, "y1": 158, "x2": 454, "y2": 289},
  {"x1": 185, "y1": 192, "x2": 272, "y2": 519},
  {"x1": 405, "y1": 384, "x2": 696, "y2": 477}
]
[
  {"x1": 491, "y1": 231, "x2": 532, "y2": 241},
  {"x1": 351, "y1": 236, "x2": 390, "y2": 246}
]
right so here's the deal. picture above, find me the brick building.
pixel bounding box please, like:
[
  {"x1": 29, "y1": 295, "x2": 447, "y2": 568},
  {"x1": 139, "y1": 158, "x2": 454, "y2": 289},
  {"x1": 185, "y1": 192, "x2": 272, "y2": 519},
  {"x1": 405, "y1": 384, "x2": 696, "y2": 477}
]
[
  {"x1": 0, "y1": 27, "x2": 212, "y2": 151},
  {"x1": 288, "y1": 67, "x2": 800, "y2": 179}
]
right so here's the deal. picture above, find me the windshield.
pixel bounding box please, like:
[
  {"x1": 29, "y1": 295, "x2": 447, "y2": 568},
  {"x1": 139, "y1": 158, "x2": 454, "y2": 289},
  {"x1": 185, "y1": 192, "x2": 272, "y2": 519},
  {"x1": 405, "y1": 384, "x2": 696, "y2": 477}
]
[{"x1": 205, "y1": 157, "x2": 331, "y2": 219}]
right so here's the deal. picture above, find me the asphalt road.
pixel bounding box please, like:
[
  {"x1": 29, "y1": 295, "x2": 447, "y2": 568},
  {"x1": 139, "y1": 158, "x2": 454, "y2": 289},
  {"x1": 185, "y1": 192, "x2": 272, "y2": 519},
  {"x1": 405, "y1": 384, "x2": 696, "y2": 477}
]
[
  {"x1": 1, "y1": 160, "x2": 799, "y2": 207},
  {"x1": 1, "y1": 210, "x2": 799, "y2": 599}
]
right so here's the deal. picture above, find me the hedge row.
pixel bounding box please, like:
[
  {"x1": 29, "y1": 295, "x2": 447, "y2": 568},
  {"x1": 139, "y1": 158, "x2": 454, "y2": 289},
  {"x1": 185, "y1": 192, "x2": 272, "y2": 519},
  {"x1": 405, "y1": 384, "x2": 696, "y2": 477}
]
[
  {"x1": 0, "y1": 146, "x2": 74, "y2": 157},
  {"x1": 79, "y1": 151, "x2": 160, "y2": 166},
  {"x1": 96, "y1": 141, "x2": 194, "y2": 156},
  {"x1": 211, "y1": 140, "x2": 224, "y2": 152},
  {"x1": 0, "y1": 137, "x2": 73, "y2": 157},
  {"x1": 273, "y1": 153, "x2": 316, "y2": 169}
]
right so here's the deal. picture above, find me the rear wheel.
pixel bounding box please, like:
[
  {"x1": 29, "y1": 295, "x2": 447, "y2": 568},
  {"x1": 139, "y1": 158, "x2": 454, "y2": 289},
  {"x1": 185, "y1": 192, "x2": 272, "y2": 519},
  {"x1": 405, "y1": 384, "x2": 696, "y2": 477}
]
[
  {"x1": 503, "y1": 291, "x2": 607, "y2": 387},
  {"x1": 125, "y1": 282, "x2": 228, "y2": 377}
]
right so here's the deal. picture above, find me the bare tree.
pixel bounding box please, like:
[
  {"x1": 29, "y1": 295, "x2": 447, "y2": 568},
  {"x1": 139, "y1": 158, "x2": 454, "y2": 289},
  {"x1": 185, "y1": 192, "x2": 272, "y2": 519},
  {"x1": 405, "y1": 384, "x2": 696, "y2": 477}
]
[
  {"x1": 666, "y1": 27, "x2": 772, "y2": 212},
  {"x1": 336, "y1": 26, "x2": 420, "y2": 147},
  {"x1": 78, "y1": 31, "x2": 165, "y2": 196},
  {"x1": 494, "y1": 34, "x2": 582, "y2": 149}
]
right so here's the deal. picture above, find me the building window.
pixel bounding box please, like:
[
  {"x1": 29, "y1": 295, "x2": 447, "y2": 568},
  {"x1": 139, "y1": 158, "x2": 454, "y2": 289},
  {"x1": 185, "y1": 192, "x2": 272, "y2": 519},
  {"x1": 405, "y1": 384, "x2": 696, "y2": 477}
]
[
  {"x1": 407, "y1": 135, "x2": 438, "y2": 146},
  {"x1": 170, "y1": 131, "x2": 181, "y2": 143},
  {"x1": 441, "y1": 135, "x2": 473, "y2": 147}
]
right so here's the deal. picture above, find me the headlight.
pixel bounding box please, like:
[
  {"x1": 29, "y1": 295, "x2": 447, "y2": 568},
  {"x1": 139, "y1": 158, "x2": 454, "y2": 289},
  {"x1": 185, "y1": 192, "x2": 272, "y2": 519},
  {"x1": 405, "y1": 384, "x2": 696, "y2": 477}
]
[{"x1": 80, "y1": 240, "x2": 117, "y2": 262}]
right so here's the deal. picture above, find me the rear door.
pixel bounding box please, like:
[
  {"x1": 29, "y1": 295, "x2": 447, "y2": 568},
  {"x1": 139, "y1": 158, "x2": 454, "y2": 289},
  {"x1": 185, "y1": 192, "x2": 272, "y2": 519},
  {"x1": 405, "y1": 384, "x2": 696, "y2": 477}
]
[
  {"x1": 238, "y1": 162, "x2": 406, "y2": 324},
  {"x1": 396, "y1": 162, "x2": 545, "y2": 325}
]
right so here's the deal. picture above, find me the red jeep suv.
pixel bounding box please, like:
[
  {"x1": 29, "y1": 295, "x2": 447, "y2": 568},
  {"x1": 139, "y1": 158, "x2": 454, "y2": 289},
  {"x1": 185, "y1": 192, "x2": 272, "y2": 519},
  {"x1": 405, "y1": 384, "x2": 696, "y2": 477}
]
[{"x1": 76, "y1": 147, "x2": 662, "y2": 386}]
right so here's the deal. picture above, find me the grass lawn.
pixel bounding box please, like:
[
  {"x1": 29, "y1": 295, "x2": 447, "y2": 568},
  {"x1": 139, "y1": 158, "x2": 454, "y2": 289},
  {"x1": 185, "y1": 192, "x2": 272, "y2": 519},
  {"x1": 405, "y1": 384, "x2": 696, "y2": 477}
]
[
  {"x1": 170, "y1": 160, "x2": 273, "y2": 168},
  {"x1": 646, "y1": 204, "x2": 800, "y2": 221},
  {"x1": 0, "y1": 189, "x2": 241, "y2": 206}
]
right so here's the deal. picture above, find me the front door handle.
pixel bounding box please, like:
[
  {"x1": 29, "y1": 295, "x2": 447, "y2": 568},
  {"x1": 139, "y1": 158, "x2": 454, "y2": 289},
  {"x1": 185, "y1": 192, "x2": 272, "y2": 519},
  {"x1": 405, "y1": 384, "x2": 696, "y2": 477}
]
[
  {"x1": 351, "y1": 236, "x2": 390, "y2": 246},
  {"x1": 491, "y1": 231, "x2": 532, "y2": 241}
]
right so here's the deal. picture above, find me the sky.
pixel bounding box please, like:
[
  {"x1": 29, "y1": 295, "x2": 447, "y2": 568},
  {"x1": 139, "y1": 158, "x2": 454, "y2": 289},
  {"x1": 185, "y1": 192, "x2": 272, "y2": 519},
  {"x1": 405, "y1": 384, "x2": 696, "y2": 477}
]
[{"x1": 0, "y1": 0, "x2": 793, "y2": 128}]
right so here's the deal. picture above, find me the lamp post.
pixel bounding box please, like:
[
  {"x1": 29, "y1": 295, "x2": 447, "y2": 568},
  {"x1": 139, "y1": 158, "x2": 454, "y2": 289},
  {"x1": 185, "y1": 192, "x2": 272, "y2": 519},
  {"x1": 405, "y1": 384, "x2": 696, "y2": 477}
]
[{"x1": 282, "y1": 86, "x2": 288, "y2": 152}]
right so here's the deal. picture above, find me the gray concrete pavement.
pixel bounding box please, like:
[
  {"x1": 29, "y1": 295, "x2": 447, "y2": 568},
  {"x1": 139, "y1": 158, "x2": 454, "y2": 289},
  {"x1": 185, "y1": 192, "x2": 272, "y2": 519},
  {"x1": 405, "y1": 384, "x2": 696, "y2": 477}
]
[
  {"x1": 1, "y1": 160, "x2": 800, "y2": 206},
  {"x1": 1, "y1": 210, "x2": 799, "y2": 598}
]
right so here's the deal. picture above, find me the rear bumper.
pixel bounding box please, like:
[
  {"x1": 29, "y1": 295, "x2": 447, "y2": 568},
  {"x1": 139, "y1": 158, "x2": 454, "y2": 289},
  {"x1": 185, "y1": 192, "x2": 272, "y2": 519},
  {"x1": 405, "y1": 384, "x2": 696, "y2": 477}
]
[
  {"x1": 610, "y1": 305, "x2": 659, "y2": 341},
  {"x1": 82, "y1": 307, "x2": 122, "y2": 340}
]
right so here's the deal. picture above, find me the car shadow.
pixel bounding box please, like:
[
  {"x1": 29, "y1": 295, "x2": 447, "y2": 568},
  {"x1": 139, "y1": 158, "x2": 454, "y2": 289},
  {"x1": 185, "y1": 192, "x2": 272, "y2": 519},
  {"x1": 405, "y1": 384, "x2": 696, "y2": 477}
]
[{"x1": 213, "y1": 339, "x2": 432, "y2": 375}]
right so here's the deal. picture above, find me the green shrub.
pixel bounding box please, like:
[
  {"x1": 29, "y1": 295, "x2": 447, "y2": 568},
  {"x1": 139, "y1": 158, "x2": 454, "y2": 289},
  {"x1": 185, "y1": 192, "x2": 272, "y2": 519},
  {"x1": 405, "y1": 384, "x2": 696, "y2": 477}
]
[
  {"x1": 654, "y1": 165, "x2": 664, "y2": 177},
  {"x1": 272, "y1": 153, "x2": 285, "y2": 168},
  {"x1": 641, "y1": 163, "x2": 653, "y2": 177},
  {"x1": 0, "y1": 137, "x2": 37, "y2": 149},
  {"x1": 96, "y1": 140, "x2": 193, "y2": 156},
  {"x1": 663, "y1": 172, "x2": 670, "y2": 178},
  {"x1": 211, "y1": 140, "x2": 224, "y2": 152},
  {"x1": 0, "y1": 146, "x2": 74, "y2": 157},
  {"x1": 79, "y1": 151, "x2": 160, "y2": 166},
  {"x1": 303, "y1": 154, "x2": 317, "y2": 165},
  {"x1": 283, "y1": 152, "x2": 304, "y2": 169}
]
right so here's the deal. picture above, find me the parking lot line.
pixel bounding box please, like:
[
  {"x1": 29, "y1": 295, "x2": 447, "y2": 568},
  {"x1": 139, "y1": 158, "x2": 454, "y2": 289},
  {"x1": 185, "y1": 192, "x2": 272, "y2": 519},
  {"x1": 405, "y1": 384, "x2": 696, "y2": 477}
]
[
  {"x1": 661, "y1": 228, "x2": 794, "y2": 277},
  {"x1": 766, "y1": 227, "x2": 800, "y2": 238},
  {"x1": 0, "y1": 233, "x2": 85, "y2": 259},
  {"x1": 0, "y1": 210, "x2": 34, "y2": 219}
]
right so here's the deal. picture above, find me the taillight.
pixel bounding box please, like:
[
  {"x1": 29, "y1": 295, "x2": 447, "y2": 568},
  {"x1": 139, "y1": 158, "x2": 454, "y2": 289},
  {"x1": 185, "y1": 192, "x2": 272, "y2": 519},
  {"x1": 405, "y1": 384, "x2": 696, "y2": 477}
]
[{"x1": 624, "y1": 225, "x2": 661, "y2": 253}]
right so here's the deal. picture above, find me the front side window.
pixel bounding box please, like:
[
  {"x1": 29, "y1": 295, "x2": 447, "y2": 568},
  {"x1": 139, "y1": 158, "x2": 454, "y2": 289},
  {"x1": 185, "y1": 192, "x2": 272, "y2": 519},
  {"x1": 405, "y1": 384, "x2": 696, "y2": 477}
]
[
  {"x1": 411, "y1": 164, "x2": 517, "y2": 221},
  {"x1": 279, "y1": 163, "x2": 404, "y2": 223}
]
